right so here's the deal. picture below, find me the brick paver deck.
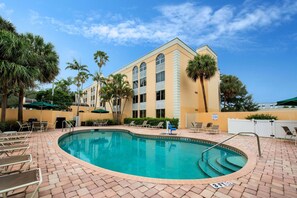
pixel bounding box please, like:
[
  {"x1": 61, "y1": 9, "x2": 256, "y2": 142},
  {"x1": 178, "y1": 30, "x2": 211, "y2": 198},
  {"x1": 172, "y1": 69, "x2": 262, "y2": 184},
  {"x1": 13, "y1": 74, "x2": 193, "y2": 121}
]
[{"x1": 15, "y1": 126, "x2": 297, "y2": 197}]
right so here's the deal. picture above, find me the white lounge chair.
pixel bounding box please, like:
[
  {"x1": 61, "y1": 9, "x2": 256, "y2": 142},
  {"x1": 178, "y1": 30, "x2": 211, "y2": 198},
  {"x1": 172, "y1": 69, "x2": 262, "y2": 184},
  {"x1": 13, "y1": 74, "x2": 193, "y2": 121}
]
[
  {"x1": 150, "y1": 122, "x2": 164, "y2": 129},
  {"x1": 16, "y1": 121, "x2": 31, "y2": 132},
  {"x1": 0, "y1": 154, "x2": 32, "y2": 174},
  {"x1": 0, "y1": 168, "x2": 42, "y2": 198}
]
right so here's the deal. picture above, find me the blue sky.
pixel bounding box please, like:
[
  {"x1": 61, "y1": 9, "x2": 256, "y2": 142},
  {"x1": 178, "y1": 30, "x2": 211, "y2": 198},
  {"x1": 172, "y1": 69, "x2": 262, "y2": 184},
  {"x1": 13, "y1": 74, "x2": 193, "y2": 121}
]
[{"x1": 1, "y1": 0, "x2": 297, "y2": 103}]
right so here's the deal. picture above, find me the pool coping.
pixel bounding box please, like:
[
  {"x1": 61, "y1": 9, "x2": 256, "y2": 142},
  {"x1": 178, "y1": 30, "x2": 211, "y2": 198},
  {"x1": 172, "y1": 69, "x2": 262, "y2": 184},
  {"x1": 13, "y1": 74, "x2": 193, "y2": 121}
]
[{"x1": 53, "y1": 128, "x2": 257, "y2": 185}]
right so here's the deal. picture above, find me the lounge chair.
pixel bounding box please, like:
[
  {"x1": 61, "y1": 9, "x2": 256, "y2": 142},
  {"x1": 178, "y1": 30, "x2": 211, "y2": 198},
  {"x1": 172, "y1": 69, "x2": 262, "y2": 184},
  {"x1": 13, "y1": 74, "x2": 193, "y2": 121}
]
[
  {"x1": 207, "y1": 125, "x2": 220, "y2": 134},
  {"x1": 136, "y1": 121, "x2": 149, "y2": 127},
  {"x1": 282, "y1": 126, "x2": 296, "y2": 145},
  {"x1": 204, "y1": 122, "x2": 213, "y2": 129},
  {"x1": 0, "y1": 139, "x2": 28, "y2": 146},
  {"x1": 0, "y1": 168, "x2": 42, "y2": 198},
  {"x1": 16, "y1": 121, "x2": 31, "y2": 132},
  {"x1": 0, "y1": 144, "x2": 30, "y2": 157},
  {"x1": 124, "y1": 121, "x2": 135, "y2": 126},
  {"x1": 0, "y1": 132, "x2": 31, "y2": 141},
  {"x1": 0, "y1": 154, "x2": 32, "y2": 174},
  {"x1": 150, "y1": 122, "x2": 164, "y2": 129},
  {"x1": 190, "y1": 122, "x2": 203, "y2": 133}
]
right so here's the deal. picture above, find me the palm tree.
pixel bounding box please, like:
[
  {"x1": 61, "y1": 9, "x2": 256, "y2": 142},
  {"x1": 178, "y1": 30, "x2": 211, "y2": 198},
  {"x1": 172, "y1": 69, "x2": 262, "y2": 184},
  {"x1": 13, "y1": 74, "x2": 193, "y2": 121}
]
[
  {"x1": 15, "y1": 33, "x2": 59, "y2": 122},
  {"x1": 93, "y1": 51, "x2": 109, "y2": 109},
  {"x1": 66, "y1": 59, "x2": 89, "y2": 116},
  {"x1": 92, "y1": 72, "x2": 101, "y2": 109},
  {"x1": 0, "y1": 16, "x2": 16, "y2": 33},
  {"x1": 0, "y1": 30, "x2": 31, "y2": 122},
  {"x1": 94, "y1": 51, "x2": 109, "y2": 74},
  {"x1": 99, "y1": 74, "x2": 133, "y2": 123},
  {"x1": 186, "y1": 54, "x2": 217, "y2": 112}
]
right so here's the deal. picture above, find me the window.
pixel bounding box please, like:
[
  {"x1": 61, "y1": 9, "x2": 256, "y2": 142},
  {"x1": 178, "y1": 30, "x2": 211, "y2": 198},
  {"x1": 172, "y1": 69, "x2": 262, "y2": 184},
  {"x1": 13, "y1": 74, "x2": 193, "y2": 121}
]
[
  {"x1": 156, "y1": 90, "x2": 165, "y2": 100},
  {"x1": 156, "y1": 71, "x2": 165, "y2": 83},
  {"x1": 132, "y1": 110, "x2": 138, "y2": 118},
  {"x1": 140, "y1": 94, "x2": 146, "y2": 103},
  {"x1": 140, "y1": 110, "x2": 146, "y2": 118},
  {"x1": 133, "y1": 80, "x2": 138, "y2": 89},
  {"x1": 140, "y1": 77, "x2": 146, "y2": 87},
  {"x1": 140, "y1": 62, "x2": 146, "y2": 72},
  {"x1": 156, "y1": 109, "x2": 165, "y2": 118},
  {"x1": 133, "y1": 66, "x2": 138, "y2": 75},
  {"x1": 100, "y1": 101, "x2": 105, "y2": 107},
  {"x1": 133, "y1": 95, "x2": 138, "y2": 104},
  {"x1": 156, "y1": 53, "x2": 165, "y2": 65}
]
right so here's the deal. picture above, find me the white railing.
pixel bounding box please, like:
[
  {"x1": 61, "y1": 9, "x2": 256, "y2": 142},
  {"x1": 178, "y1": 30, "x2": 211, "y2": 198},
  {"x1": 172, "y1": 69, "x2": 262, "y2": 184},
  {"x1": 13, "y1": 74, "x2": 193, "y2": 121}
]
[{"x1": 228, "y1": 118, "x2": 297, "y2": 138}]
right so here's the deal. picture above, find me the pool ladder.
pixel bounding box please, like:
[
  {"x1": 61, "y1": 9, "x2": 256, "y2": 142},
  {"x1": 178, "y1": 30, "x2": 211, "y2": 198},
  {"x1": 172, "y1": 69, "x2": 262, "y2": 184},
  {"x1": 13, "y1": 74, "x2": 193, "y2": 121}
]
[
  {"x1": 62, "y1": 120, "x2": 74, "y2": 132},
  {"x1": 201, "y1": 132, "x2": 261, "y2": 161}
]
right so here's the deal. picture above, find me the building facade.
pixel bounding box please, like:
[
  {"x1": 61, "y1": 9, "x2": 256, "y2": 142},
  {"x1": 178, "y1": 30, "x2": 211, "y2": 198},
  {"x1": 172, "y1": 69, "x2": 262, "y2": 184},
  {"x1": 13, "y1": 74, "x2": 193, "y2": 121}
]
[{"x1": 83, "y1": 38, "x2": 220, "y2": 128}]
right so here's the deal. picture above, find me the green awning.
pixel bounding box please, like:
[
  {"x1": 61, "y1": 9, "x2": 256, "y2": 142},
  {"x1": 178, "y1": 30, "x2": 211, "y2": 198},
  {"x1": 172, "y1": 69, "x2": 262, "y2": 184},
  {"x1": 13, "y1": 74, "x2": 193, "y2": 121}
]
[
  {"x1": 91, "y1": 109, "x2": 109, "y2": 113},
  {"x1": 276, "y1": 97, "x2": 297, "y2": 106}
]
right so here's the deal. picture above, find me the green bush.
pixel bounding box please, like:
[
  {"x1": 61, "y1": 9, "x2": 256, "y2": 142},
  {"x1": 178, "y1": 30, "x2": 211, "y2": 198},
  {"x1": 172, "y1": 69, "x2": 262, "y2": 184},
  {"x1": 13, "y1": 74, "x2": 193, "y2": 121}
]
[
  {"x1": 123, "y1": 117, "x2": 179, "y2": 129},
  {"x1": 246, "y1": 114, "x2": 278, "y2": 120},
  {"x1": 0, "y1": 120, "x2": 20, "y2": 132},
  {"x1": 83, "y1": 119, "x2": 115, "y2": 126}
]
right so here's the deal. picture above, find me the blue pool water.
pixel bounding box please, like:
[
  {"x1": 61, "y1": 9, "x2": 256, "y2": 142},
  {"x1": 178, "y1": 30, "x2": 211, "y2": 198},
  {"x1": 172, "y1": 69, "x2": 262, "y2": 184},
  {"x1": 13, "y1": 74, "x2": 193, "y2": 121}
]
[{"x1": 59, "y1": 130, "x2": 247, "y2": 179}]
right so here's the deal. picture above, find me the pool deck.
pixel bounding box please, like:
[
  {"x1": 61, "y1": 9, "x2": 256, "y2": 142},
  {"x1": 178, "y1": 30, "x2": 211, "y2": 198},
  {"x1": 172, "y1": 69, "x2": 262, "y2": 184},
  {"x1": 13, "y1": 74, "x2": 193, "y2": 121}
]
[{"x1": 16, "y1": 126, "x2": 297, "y2": 197}]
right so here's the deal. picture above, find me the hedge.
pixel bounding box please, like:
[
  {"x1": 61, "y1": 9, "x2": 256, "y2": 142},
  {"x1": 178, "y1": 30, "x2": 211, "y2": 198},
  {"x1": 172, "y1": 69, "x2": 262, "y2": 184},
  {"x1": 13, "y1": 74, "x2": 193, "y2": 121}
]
[
  {"x1": 246, "y1": 114, "x2": 278, "y2": 120},
  {"x1": 123, "y1": 117, "x2": 179, "y2": 129},
  {"x1": 81, "y1": 119, "x2": 116, "y2": 126},
  {"x1": 0, "y1": 120, "x2": 20, "y2": 132}
]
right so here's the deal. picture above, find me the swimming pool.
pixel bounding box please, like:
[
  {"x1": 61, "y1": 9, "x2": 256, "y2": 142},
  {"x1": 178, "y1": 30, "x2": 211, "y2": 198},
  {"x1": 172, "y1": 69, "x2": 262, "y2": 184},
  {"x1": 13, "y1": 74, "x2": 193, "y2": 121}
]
[{"x1": 58, "y1": 129, "x2": 247, "y2": 179}]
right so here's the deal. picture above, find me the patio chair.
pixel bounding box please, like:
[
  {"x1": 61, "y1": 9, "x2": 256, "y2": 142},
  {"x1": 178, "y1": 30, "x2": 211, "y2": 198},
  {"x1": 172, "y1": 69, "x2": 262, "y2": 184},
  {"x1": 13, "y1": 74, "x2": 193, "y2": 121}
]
[
  {"x1": 150, "y1": 122, "x2": 164, "y2": 129},
  {"x1": 31, "y1": 122, "x2": 45, "y2": 132},
  {"x1": 281, "y1": 126, "x2": 296, "y2": 140},
  {"x1": 136, "y1": 120, "x2": 149, "y2": 127},
  {"x1": 190, "y1": 122, "x2": 203, "y2": 133},
  {"x1": 0, "y1": 168, "x2": 42, "y2": 198},
  {"x1": 47, "y1": 121, "x2": 58, "y2": 131},
  {"x1": 99, "y1": 120, "x2": 108, "y2": 126},
  {"x1": 0, "y1": 144, "x2": 30, "y2": 157},
  {"x1": 124, "y1": 121, "x2": 135, "y2": 126},
  {"x1": 168, "y1": 123, "x2": 177, "y2": 135},
  {"x1": 207, "y1": 125, "x2": 220, "y2": 134},
  {"x1": 16, "y1": 121, "x2": 31, "y2": 132},
  {"x1": 0, "y1": 154, "x2": 32, "y2": 174}
]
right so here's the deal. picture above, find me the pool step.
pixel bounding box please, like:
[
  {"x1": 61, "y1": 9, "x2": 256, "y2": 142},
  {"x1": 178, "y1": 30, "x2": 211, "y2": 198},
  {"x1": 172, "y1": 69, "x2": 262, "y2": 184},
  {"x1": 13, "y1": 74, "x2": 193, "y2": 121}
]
[
  {"x1": 226, "y1": 156, "x2": 247, "y2": 168},
  {"x1": 198, "y1": 159, "x2": 222, "y2": 178},
  {"x1": 208, "y1": 157, "x2": 233, "y2": 175},
  {"x1": 216, "y1": 156, "x2": 240, "y2": 172}
]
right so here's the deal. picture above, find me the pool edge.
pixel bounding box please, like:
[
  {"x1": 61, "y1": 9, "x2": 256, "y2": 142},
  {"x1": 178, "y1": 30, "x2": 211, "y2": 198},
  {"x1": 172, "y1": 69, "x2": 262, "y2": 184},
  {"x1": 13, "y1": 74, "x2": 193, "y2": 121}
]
[{"x1": 54, "y1": 127, "x2": 257, "y2": 185}]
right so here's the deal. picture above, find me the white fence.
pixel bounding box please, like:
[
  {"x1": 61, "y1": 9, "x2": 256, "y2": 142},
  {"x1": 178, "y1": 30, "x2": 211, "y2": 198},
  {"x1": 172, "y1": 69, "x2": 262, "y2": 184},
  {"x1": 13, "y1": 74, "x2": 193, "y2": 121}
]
[{"x1": 228, "y1": 118, "x2": 297, "y2": 138}]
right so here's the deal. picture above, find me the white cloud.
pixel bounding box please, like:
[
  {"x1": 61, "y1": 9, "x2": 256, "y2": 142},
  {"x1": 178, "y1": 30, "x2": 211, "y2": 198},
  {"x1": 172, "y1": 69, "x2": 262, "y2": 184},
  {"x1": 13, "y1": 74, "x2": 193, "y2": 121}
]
[
  {"x1": 0, "y1": 2, "x2": 14, "y2": 17},
  {"x1": 29, "y1": 1, "x2": 297, "y2": 48}
]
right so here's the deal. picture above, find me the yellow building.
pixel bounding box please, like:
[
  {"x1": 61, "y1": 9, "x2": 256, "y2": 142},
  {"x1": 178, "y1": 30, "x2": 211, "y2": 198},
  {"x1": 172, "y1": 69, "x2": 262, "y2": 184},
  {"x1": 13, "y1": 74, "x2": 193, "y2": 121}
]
[{"x1": 83, "y1": 38, "x2": 220, "y2": 128}]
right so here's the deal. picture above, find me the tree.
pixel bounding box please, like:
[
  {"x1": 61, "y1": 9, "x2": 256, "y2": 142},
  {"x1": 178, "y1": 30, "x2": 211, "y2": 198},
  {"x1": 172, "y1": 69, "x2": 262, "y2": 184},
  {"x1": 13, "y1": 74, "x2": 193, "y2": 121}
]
[
  {"x1": 220, "y1": 74, "x2": 258, "y2": 111},
  {"x1": 92, "y1": 72, "x2": 101, "y2": 109},
  {"x1": 66, "y1": 59, "x2": 89, "y2": 116},
  {"x1": 16, "y1": 33, "x2": 59, "y2": 122},
  {"x1": 36, "y1": 89, "x2": 74, "y2": 110},
  {"x1": 100, "y1": 74, "x2": 133, "y2": 124},
  {"x1": 93, "y1": 50, "x2": 109, "y2": 109},
  {"x1": 186, "y1": 54, "x2": 217, "y2": 112}
]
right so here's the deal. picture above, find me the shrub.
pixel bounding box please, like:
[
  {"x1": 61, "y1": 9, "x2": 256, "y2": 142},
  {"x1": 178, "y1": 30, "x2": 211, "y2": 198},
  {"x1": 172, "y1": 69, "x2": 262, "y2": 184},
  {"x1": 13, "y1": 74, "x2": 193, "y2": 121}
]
[
  {"x1": 0, "y1": 120, "x2": 20, "y2": 131},
  {"x1": 123, "y1": 117, "x2": 179, "y2": 129},
  {"x1": 246, "y1": 114, "x2": 278, "y2": 120}
]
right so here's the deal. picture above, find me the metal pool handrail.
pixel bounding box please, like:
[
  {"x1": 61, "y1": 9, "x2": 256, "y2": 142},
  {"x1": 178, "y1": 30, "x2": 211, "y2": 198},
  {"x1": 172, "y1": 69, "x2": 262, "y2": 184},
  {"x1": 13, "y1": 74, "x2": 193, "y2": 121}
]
[
  {"x1": 62, "y1": 120, "x2": 74, "y2": 132},
  {"x1": 201, "y1": 132, "x2": 261, "y2": 161}
]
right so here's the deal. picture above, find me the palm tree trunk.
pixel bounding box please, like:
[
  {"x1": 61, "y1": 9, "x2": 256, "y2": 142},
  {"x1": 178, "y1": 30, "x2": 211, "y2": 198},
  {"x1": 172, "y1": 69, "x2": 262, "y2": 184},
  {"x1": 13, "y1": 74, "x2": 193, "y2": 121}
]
[
  {"x1": 18, "y1": 87, "x2": 25, "y2": 122},
  {"x1": 200, "y1": 78, "x2": 208, "y2": 112},
  {"x1": 1, "y1": 83, "x2": 8, "y2": 122},
  {"x1": 95, "y1": 80, "x2": 99, "y2": 109}
]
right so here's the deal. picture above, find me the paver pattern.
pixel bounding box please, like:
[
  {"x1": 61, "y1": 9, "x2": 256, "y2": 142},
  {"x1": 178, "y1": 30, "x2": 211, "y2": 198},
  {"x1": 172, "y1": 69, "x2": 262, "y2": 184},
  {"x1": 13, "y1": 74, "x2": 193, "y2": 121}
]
[{"x1": 14, "y1": 126, "x2": 297, "y2": 197}]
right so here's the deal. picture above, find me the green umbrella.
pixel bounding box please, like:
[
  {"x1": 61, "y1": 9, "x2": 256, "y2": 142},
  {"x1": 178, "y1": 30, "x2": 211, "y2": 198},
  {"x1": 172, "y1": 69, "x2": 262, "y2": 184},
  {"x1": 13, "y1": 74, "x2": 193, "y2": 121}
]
[
  {"x1": 24, "y1": 101, "x2": 58, "y2": 121},
  {"x1": 91, "y1": 109, "x2": 109, "y2": 113},
  {"x1": 276, "y1": 97, "x2": 297, "y2": 106}
]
